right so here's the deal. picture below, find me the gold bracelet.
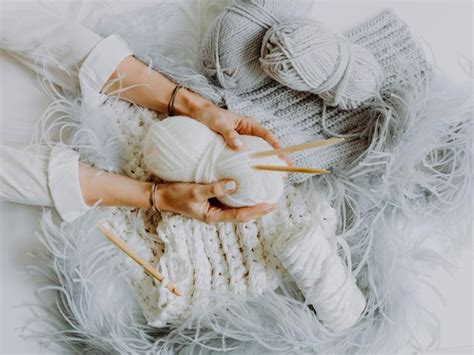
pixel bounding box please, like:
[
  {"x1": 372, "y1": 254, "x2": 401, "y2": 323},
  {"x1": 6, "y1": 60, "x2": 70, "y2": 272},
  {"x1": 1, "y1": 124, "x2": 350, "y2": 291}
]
[
  {"x1": 151, "y1": 182, "x2": 161, "y2": 213},
  {"x1": 167, "y1": 84, "x2": 183, "y2": 116}
]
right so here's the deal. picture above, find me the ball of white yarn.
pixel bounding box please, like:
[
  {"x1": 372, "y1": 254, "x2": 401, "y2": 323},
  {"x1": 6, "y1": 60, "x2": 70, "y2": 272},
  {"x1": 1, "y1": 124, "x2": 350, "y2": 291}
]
[
  {"x1": 260, "y1": 21, "x2": 383, "y2": 109},
  {"x1": 143, "y1": 116, "x2": 286, "y2": 207}
]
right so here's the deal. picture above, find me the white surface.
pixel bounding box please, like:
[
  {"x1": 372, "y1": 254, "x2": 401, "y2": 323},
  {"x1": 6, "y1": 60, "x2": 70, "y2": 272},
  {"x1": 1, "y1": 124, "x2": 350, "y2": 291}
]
[{"x1": 1, "y1": 1, "x2": 472, "y2": 354}]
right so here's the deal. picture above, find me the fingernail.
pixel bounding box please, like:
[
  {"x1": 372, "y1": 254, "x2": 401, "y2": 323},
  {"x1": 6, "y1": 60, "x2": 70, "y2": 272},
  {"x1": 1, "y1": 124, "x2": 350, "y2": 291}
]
[
  {"x1": 224, "y1": 181, "x2": 236, "y2": 191},
  {"x1": 233, "y1": 138, "x2": 243, "y2": 147},
  {"x1": 263, "y1": 204, "x2": 276, "y2": 211}
]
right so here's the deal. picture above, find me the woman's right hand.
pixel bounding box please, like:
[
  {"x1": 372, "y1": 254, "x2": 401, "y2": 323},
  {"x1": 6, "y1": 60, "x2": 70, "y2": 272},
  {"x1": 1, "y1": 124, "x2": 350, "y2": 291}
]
[
  {"x1": 154, "y1": 179, "x2": 277, "y2": 224},
  {"x1": 79, "y1": 165, "x2": 276, "y2": 224}
]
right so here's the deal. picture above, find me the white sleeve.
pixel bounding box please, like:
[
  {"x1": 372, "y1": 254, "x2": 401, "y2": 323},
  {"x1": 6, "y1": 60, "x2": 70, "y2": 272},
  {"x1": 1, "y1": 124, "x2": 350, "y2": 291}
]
[
  {"x1": 0, "y1": 1, "x2": 102, "y2": 93},
  {"x1": 0, "y1": 145, "x2": 90, "y2": 222},
  {"x1": 0, "y1": 1, "x2": 133, "y2": 96},
  {"x1": 79, "y1": 34, "x2": 133, "y2": 106},
  {"x1": 0, "y1": 2, "x2": 133, "y2": 221}
]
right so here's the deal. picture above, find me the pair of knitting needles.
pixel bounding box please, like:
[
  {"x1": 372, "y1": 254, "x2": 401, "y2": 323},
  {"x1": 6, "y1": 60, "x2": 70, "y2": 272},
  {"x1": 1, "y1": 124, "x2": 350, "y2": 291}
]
[
  {"x1": 97, "y1": 138, "x2": 343, "y2": 296},
  {"x1": 251, "y1": 137, "x2": 344, "y2": 174}
]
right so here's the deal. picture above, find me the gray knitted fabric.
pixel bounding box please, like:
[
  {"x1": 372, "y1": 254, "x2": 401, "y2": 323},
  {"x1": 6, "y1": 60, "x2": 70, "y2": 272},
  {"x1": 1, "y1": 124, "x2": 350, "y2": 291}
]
[{"x1": 214, "y1": 9, "x2": 431, "y2": 183}]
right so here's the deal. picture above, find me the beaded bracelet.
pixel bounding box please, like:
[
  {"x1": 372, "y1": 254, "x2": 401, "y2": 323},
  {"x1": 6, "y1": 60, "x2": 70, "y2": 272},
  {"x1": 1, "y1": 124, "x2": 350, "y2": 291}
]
[
  {"x1": 167, "y1": 84, "x2": 183, "y2": 116},
  {"x1": 150, "y1": 181, "x2": 161, "y2": 213}
]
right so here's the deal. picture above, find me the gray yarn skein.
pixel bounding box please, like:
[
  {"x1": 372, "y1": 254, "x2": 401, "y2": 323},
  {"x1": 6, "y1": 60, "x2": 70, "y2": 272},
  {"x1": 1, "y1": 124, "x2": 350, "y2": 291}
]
[
  {"x1": 260, "y1": 21, "x2": 383, "y2": 109},
  {"x1": 201, "y1": 0, "x2": 313, "y2": 90},
  {"x1": 201, "y1": 0, "x2": 382, "y2": 109}
]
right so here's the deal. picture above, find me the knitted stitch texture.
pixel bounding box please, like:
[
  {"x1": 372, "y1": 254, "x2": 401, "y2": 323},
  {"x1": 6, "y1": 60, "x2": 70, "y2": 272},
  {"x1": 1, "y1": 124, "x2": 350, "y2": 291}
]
[{"x1": 119, "y1": 189, "x2": 363, "y2": 329}]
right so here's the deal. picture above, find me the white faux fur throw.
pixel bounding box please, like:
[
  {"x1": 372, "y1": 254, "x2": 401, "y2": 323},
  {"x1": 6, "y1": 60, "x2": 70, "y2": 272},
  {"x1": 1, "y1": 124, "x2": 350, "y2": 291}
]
[{"x1": 26, "y1": 1, "x2": 472, "y2": 354}]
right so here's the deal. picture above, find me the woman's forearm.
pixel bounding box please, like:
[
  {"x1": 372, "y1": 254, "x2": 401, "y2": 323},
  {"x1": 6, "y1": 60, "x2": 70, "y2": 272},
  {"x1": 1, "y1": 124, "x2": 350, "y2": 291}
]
[
  {"x1": 103, "y1": 56, "x2": 211, "y2": 116},
  {"x1": 102, "y1": 56, "x2": 288, "y2": 155},
  {"x1": 79, "y1": 164, "x2": 152, "y2": 209}
]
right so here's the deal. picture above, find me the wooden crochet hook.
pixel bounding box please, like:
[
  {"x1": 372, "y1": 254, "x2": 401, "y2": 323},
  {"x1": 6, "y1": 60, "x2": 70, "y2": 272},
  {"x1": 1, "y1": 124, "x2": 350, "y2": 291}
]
[
  {"x1": 253, "y1": 165, "x2": 330, "y2": 174},
  {"x1": 250, "y1": 137, "x2": 344, "y2": 159},
  {"x1": 98, "y1": 224, "x2": 182, "y2": 296}
]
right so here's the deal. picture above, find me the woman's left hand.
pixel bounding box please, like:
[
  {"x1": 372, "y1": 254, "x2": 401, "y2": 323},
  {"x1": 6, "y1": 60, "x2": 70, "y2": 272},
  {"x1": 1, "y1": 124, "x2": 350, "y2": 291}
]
[
  {"x1": 103, "y1": 56, "x2": 292, "y2": 165},
  {"x1": 191, "y1": 104, "x2": 293, "y2": 166}
]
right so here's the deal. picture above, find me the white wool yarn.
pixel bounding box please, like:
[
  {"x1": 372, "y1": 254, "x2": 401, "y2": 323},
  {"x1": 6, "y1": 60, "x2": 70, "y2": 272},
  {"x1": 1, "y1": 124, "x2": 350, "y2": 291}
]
[
  {"x1": 272, "y1": 217, "x2": 366, "y2": 331},
  {"x1": 143, "y1": 116, "x2": 286, "y2": 207},
  {"x1": 260, "y1": 21, "x2": 383, "y2": 109},
  {"x1": 201, "y1": 0, "x2": 382, "y2": 109}
]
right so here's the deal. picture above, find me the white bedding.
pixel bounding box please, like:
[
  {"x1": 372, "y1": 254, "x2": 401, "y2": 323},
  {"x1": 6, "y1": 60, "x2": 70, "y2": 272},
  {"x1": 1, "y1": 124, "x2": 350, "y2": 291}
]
[{"x1": 0, "y1": 1, "x2": 472, "y2": 353}]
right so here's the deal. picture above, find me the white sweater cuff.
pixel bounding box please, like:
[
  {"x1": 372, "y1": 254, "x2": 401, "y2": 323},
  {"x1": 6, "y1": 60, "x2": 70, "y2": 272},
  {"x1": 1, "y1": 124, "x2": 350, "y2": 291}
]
[
  {"x1": 48, "y1": 145, "x2": 90, "y2": 222},
  {"x1": 79, "y1": 34, "x2": 133, "y2": 105}
]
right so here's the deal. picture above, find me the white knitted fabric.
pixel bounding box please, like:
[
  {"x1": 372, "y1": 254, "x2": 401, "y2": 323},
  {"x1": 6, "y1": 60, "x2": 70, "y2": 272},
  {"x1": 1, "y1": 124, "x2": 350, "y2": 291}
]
[
  {"x1": 112, "y1": 192, "x2": 363, "y2": 330},
  {"x1": 95, "y1": 98, "x2": 364, "y2": 330}
]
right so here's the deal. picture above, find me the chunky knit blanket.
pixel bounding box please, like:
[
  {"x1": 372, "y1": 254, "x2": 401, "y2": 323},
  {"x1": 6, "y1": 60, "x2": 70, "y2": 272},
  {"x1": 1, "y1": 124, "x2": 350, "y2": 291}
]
[{"x1": 27, "y1": 1, "x2": 472, "y2": 354}]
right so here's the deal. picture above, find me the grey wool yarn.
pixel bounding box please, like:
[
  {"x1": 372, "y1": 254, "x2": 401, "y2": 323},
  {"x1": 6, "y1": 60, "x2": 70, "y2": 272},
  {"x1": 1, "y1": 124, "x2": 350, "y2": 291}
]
[
  {"x1": 200, "y1": 1, "x2": 430, "y2": 183},
  {"x1": 260, "y1": 21, "x2": 383, "y2": 109},
  {"x1": 201, "y1": 0, "x2": 383, "y2": 110},
  {"x1": 200, "y1": 0, "x2": 316, "y2": 90}
]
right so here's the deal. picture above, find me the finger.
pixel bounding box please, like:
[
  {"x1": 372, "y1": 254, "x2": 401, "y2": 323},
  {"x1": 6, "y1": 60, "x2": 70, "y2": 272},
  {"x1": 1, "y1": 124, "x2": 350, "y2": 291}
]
[
  {"x1": 218, "y1": 127, "x2": 244, "y2": 151},
  {"x1": 207, "y1": 116, "x2": 244, "y2": 150},
  {"x1": 206, "y1": 203, "x2": 277, "y2": 224},
  {"x1": 198, "y1": 179, "x2": 237, "y2": 200},
  {"x1": 245, "y1": 119, "x2": 294, "y2": 166},
  {"x1": 244, "y1": 118, "x2": 281, "y2": 149}
]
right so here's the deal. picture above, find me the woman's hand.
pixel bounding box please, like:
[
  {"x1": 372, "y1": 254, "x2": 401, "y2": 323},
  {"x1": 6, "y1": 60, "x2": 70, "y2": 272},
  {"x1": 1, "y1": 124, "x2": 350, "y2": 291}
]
[
  {"x1": 191, "y1": 104, "x2": 277, "y2": 150},
  {"x1": 155, "y1": 179, "x2": 277, "y2": 224},
  {"x1": 80, "y1": 165, "x2": 276, "y2": 224},
  {"x1": 190, "y1": 103, "x2": 293, "y2": 166}
]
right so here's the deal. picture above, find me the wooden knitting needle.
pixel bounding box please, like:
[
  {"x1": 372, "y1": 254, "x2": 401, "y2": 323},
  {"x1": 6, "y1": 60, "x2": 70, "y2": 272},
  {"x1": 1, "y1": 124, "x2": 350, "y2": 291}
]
[
  {"x1": 250, "y1": 137, "x2": 344, "y2": 159},
  {"x1": 98, "y1": 224, "x2": 182, "y2": 297},
  {"x1": 253, "y1": 165, "x2": 330, "y2": 174}
]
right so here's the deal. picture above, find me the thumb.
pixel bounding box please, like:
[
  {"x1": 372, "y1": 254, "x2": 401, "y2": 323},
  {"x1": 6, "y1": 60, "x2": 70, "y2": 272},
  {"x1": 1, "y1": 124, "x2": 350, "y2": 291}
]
[{"x1": 220, "y1": 128, "x2": 244, "y2": 150}]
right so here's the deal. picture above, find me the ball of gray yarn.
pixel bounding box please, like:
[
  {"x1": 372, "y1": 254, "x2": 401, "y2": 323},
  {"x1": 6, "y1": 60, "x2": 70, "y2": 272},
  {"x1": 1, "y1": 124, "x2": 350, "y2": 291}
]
[
  {"x1": 202, "y1": 0, "x2": 382, "y2": 109},
  {"x1": 201, "y1": 0, "x2": 313, "y2": 90},
  {"x1": 260, "y1": 21, "x2": 383, "y2": 109}
]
